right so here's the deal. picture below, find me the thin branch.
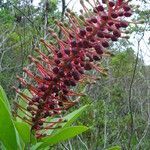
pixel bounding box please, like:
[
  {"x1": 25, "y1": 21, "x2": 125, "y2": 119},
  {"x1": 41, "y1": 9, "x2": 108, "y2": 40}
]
[
  {"x1": 68, "y1": 140, "x2": 73, "y2": 150},
  {"x1": 0, "y1": 24, "x2": 16, "y2": 48},
  {"x1": 9, "y1": 2, "x2": 41, "y2": 36},
  {"x1": 77, "y1": 135, "x2": 88, "y2": 150},
  {"x1": 128, "y1": 31, "x2": 145, "y2": 149},
  {"x1": 61, "y1": 143, "x2": 70, "y2": 150},
  {"x1": 58, "y1": 0, "x2": 66, "y2": 38},
  {"x1": 136, "y1": 118, "x2": 150, "y2": 149}
]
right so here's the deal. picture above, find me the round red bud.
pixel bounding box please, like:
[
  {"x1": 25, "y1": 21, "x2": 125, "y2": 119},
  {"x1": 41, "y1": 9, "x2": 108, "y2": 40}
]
[
  {"x1": 70, "y1": 80, "x2": 76, "y2": 86},
  {"x1": 102, "y1": 41, "x2": 109, "y2": 48},
  {"x1": 93, "y1": 55, "x2": 100, "y2": 61},
  {"x1": 91, "y1": 17, "x2": 98, "y2": 23},
  {"x1": 71, "y1": 40, "x2": 77, "y2": 47},
  {"x1": 84, "y1": 63, "x2": 92, "y2": 70},
  {"x1": 97, "y1": 31, "x2": 104, "y2": 38},
  {"x1": 120, "y1": 21, "x2": 129, "y2": 28},
  {"x1": 111, "y1": 35, "x2": 118, "y2": 41},
  {"x1": 64, "y1": 49, "x2": 70, "y2": 55},
  {"x1": 101, "y1": 15, "x2": 108, "y2": 21},
  {"x1": 57, "y1": 52, "x2": 63, "y2": 58},
  {"x1": 96, "y1": 5, "x2": 104, "y2": 12},
  {"x1": 95, "y1": 44, "x2": 103, "y2": 54},
  {"x1": 79, "y1": 29, "x2": 86, "y2": 37},
  {"x1": 123, "y1": 5, "x2": 131, "y2": 11},
  {"x1": 113, "y1": 29, "x2": 121, "y2": 37},
  {"x1": 53, "y1": 67, "x2": 59, "y2": 74},
  {"x1": 109, "y1": 1, "x2": 115, "y2": 7},
  {"x1": 86, "y1": 26, "x2": 93, "y2": 32},
  {"x1": 54, "y1": 59, "x2": 61, "y2": 64},
  {"x1": 111, "y1": 12, "x2": 118, "y2": 18},
  {"x1": 124, "y1": 11, "x2": 132, "y2": 17}
]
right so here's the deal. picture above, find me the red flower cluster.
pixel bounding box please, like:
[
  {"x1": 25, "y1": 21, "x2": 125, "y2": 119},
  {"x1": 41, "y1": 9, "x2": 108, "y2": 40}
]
[{"x1": 14, "y1": 0, "x2": 132, "y2": 138}]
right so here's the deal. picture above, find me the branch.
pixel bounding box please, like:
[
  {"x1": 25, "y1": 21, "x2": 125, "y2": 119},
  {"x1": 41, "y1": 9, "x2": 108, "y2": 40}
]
[
  {"x1": 9, "y1": 2, "x2": 41, "y2": 36},
  {"x1": 58, "y1": 0, "x2": 66, "y2": 38},
  {"x1": 0, "y1": 24, "x2": 16, "y2": 48},
  {"x1": 77, "y1": 135, "x2": 88, "y2": 150},
  {"x1": 128, "y1": 27, "x2": 146, "y2": 149}
]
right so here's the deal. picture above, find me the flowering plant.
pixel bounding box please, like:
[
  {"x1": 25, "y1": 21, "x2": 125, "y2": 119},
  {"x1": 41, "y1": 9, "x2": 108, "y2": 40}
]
[{"x1": 0, "y1": 0, "x2": 132, "y2": 149}]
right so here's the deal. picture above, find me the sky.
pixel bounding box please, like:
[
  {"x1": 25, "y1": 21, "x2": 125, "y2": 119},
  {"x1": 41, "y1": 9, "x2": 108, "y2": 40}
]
[{"x1": 33, "y1": 0, "x2": 150, "y2": 65}]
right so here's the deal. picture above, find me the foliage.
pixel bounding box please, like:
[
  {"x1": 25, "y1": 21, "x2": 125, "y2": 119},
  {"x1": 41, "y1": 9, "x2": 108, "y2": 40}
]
[
  {"x1": 0, "y1": 86, "x2": 89, "y2": 149},
  {"x1": 0, "y1": 0, "x2": 150, "y2": 149}
]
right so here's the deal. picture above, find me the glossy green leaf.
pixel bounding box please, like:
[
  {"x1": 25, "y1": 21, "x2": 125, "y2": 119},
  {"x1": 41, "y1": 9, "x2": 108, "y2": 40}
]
[
  {"x1": 14, "y1": 121, "x2": 31, "y2": 144},
  {"x1": 38, "y1": 126, "x2": 89, "y2": 149},
  {"x1": 45, "y1": 105, "x2": 89, "y2": 135},
  {"x1": 62, "y1": 105, "x2": 89, "y2": 127},
  {"x1": 0, "y1": 97, "x2": 18, "y2": 150},
  {"x1": 107, "y1": 146, "x2": 121, "y2": 150},
  {"x1": 30, "y1": 142, "x2": 46, "y2": 150},
  {"x1": 15, "y1": 127, "x2": 24, "y2": 150},
  {"x1": 0, "y1": 85, "x2": 11, "y2": 111},
  {"x1": 30, "y1": 131, "x2": 37, "y2": 145},
  {"x1": 30, "y1": 132, "x2": 37, "y2": 145}
]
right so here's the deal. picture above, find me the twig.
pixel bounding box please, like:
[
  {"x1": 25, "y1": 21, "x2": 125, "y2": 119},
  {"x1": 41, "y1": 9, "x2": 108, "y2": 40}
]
[
  {"x1": 77, "y1": 135, "x2": 88, "y2": 150},
  {"x1": 127, "y1": 31, "x2": 145, "y2": 149},
  {"x1": 136, "y1": 118, "x2": 150, "y2": 149},
  {"x1": 58, "y1": 0, "x2": 66, "y2": 38},
  {"x1": 103, "y1": 96, "x2": 107, "y2": 149},
  {"x1": 136, "y1": 60, "x2": 150, "y2": 149},
  {"x1": 61, "y1": 143, "x2": 70, "y2": 150},
  {"x1": 68, "y1": 140, "x2": 73, "y2": 150},
  {"x1": 9, "y1": 2, "x2": 41, "y2": 36},
  {"x1": 0, "y1": 24, "x2": 16, "y2": 47}
]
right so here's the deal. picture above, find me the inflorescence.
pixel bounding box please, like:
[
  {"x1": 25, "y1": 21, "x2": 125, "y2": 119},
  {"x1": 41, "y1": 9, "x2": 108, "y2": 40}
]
[{"x1": 13, "y1": 0, "x2": 132, "y2": 138}]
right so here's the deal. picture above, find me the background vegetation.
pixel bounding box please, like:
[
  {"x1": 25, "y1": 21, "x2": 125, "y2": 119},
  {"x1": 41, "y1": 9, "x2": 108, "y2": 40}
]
[{"x1": 0, "y1": 0, "x2": 150, "y2": 149}]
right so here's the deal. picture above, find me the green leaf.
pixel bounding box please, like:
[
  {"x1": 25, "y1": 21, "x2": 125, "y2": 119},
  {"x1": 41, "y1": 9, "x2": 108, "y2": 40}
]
[
  {"x1": 30, "y1": 131, "x2": 37, "y2": 145},
  {"x1": 14, "y1": 121, "x2": 31, "y2": 144},
  {"x1": 0, "y1": 97, "x2": 18, "y2": 150},
  {"x1": 106, "y1": 146, "x2": 121, "y2": 150},
  {"x1": 38, "y1": 126, "x2": 89, "y2": 149},
  {"x1": 46, "y1": 105, "x2": 89, "y2": 136},
  {"x1": 45, "y1": 105, "x2": 89, "y2": 136},
  {"x1": 30, "y1": 142, "x2": 46, "y2": 150},
  {"x1": 0, "y1": 85, "x2": 11, "y2": 111},
  {"x1": 62, "y1": 105, "x2": 89, "y2": 127},
  {"x1": 15, "y1": 127, "x2": 24, "y2": 150}
]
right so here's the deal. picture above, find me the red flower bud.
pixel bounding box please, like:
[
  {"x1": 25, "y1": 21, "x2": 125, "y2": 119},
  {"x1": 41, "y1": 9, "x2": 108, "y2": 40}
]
[
  {"x1": 96, "y1": 5, "x2": 104, "y2": 12},
  {"x1": 109, "y1": 1, "x2": 115, "y2": 7},
  {"x1": 14, "y1": 0, "x2": 132, "y2": 138},
  {"x1": 94, "y1": 44, "x2": 103, "y2": 55}
]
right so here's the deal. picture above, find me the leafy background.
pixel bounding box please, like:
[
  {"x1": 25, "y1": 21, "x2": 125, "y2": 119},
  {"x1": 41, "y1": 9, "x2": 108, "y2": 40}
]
[{"x1": 0, "y1": 0, "x2": 150, "y2": 149}]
